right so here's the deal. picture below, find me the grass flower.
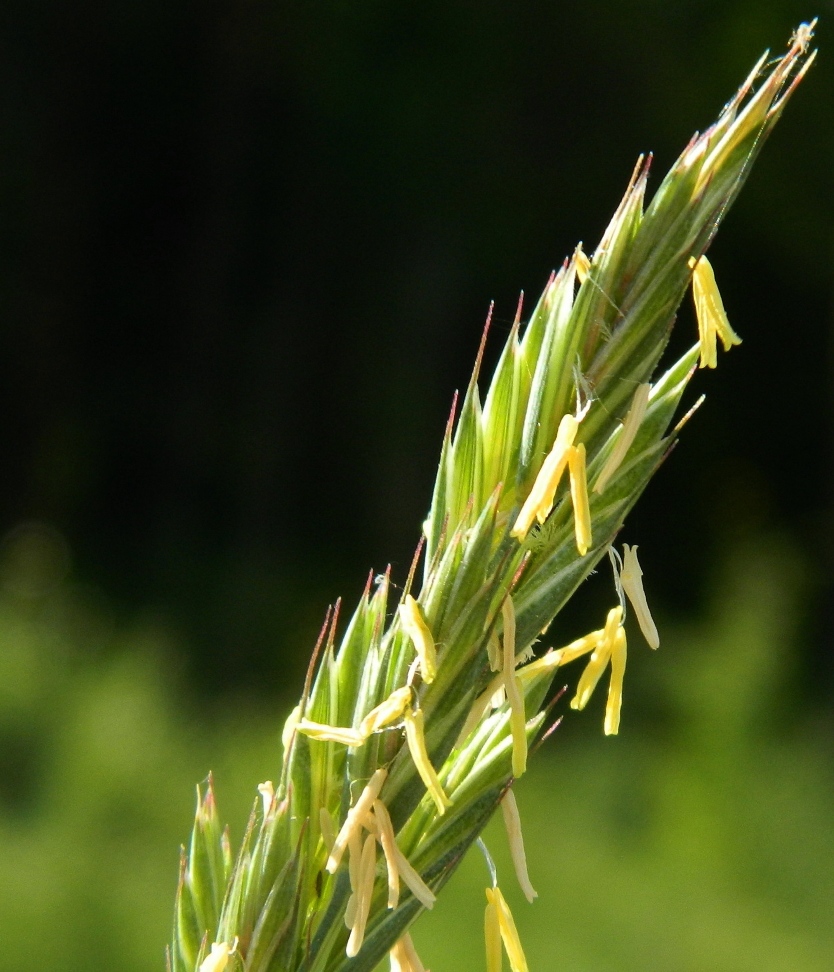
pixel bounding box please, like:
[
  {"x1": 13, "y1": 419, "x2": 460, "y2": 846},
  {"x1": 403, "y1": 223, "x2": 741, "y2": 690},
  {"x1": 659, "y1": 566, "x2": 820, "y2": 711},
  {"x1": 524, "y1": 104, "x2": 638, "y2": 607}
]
[{"x1": 168, "y1": 27, "x2": 814, "y2": 972}]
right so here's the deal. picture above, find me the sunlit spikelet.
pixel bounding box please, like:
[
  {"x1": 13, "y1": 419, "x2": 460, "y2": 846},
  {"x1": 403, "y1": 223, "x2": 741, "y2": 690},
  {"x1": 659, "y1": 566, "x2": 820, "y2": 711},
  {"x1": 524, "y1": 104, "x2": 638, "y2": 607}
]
[
  {"x1": 373, "y1": 799, "x2": 401, "y2": 909},
  {"x1": 389, "y1": 932, "x2": 429, "y2": 972},
  {"x1": 567, "y1": 443, "x2": 592, "y2": 555},
  {"x1": 500, "y1": 789, "x2": 537, "y2": 902},
  {"x1": 346, "y1": 832, "x2": 377, "y2": 956},
  {"x1": 620, "y1": 544, "x2": 659, "y2": 648},
  {"x1": 400, "y1": 595, "x2": 438, "y2": 683},
  {"x1": 281, "y1": 703, "x2": 300, "y2": 752},
  {"x1": 404, "y1": 707, "x2": 452, "y2": 814},
  {"x1": 604, "y1": 625, "x2": 628, "y2": 736},
  {"x1": 501, "y1": 597, "x2": 527, "y2": 778},
  {"x1": 359, "y1": 686, "x2": 413, "y2": 737},
  {"x1": 689, "y1": 255, "x2": 742, "y2": 369},
  {"x1": 594, "y1": 383, "x2": 651, "y2": 494},
  {"x1": 327, "y1": 768, "x2": 388, "y2": 873},
  {"x1": 510, "y1": 413, "x2": 579, "y2": 539},
  {"x1": 486, "y1": 886, "x2": 529, "y2": 972}
]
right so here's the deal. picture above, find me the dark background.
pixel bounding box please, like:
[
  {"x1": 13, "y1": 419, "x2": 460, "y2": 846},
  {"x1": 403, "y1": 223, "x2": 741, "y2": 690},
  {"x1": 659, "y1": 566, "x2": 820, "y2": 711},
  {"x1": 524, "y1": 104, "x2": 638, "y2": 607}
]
[{"x1": 0, "y1": 0, "x2": 831, "y2": 702}]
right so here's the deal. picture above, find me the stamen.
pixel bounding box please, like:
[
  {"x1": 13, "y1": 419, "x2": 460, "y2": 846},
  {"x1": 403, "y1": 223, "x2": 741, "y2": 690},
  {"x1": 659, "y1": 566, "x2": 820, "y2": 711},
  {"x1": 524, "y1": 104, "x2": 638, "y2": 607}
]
[
  {"x1": 348, "y1": 827, "x2": 362, "y2": 893},
  {"x1": 689, "y1": 255, "x2": 741, "y2": 369},
  {"x1": 392, "y1": 843, "x2": 436, "y2": 909},
  {"x1": 199, "y1": 941, "x2": 237, "y2": 972},
  {"x1": 404, "y1": 707, "x2": 453, "y2": 814},
  {"x1": 575, "y1": 243, "x2": 591, "y2": 284},
  {"x1": 389, "y1": 933, "x2": 428, "y2": 972},
  {"x1": 593, "y1": 383, "x2": 651, "y2": 494},
  {"x1": 327, "y1": 768, "x2": 388, "y2": 873},
  {"x1": 257, "y1": 780, "x2": 274, "y2": 818},
  {"x1": 604, "y1": 625, "x2": 628, "y2": 736},
  {"x1": 346, "y1": 833, "x2": 377, "y2": 957},
  {"x1": 372, "y1": 799, "x2": 401, "y2": 909},
  {"x1": 570, "y1": 607, "x2": 621, "y2": 711},
  {"x1": 567, "y1": 443, "x2": 592, "y2": 555},
  {"x1": 488, "y1": 885, "x2": 530, "y2": 972},
  {"x1": 501, "y1": 789, "x2": 537, "y2": 903},
  {"x1": 502, "y1": 597, "x2": 527, "y2": 778},
  {"x1": 484, "y1": 891, "x2": 502, "y2": 972},
  {"x1": 296, "y1": 719, "x2": 366, "y2": 748},
  {"x1": 359, "y1": 686, "x2": 413, "y2": 737},
  {"x1": 620, "y1": 544, "x2": 659, "y2": 648},
  {"x1": 510, "y1": 413, "x2": 579, "y2": 540},
  {"x1": 555, "y1": 629, "x2": 605, "y2": 667},
  {"x1": 400, "y1": 595, "x2": 438, "y2": 683}
]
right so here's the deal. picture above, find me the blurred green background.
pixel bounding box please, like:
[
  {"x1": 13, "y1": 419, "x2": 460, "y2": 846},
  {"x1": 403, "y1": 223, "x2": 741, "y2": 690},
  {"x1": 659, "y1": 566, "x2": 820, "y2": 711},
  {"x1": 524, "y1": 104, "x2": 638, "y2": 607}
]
[{"x1": 0, "y1": 1, "x2": 831, "y2": 969}]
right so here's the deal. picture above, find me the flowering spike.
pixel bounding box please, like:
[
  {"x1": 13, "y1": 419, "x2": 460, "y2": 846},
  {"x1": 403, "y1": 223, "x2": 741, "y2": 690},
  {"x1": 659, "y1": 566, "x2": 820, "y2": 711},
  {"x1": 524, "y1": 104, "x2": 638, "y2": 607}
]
[
  {"x1": 399, "y1": 595, "x2": 438, "y2": 683},
  {"x1": 404, "y1": 707, "x2": 453, "y2": 814},
  {"x1": 689, "y1": 255, "x2": 742, "y2": 368},
  {"x1": 620, "y1": 544, "x2": 660, "y2": 648},
  {"x1": 510, "y1": 413, "x2": 579, "y2": 539},
  {"x1": 604, "y1": 625, "x2": 628, "y2": 736}
]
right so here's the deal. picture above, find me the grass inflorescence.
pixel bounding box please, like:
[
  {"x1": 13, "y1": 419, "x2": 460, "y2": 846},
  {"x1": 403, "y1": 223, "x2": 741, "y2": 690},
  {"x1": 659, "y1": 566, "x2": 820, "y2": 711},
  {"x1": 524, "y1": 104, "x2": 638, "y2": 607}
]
[{"x1": 168, "y1": 25, "x2": 816, "y2": 972}]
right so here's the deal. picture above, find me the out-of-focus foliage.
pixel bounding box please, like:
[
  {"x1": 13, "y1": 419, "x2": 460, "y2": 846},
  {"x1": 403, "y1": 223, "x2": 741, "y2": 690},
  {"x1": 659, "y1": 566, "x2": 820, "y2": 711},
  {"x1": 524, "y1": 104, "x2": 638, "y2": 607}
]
[{"x1": 0, "y1": 523, "x2": 830, "y2": 971}]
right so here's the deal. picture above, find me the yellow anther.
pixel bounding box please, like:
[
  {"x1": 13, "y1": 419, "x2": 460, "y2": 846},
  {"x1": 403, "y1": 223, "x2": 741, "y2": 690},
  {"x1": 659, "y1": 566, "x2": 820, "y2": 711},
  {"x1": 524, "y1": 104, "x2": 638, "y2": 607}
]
[
  {"x1": 404, "y1": 707, "x2": 452, "y2": 815},
  {"x1": 567, "y1": 443, "x2": 592, "y2": 555},
  {"x1": 570, "y1": 606, "x2": 622, "y2": 711},
  {"x1": 501, "y1": 789, "x2": 537, "y2": 903},
  {"x1": 359, "y1": 686, "x2": 413, "y2": 737},
  {"x1": 257, "y1": 780, "x2": 274, "y2": 818},
  {"x1": 392, "y1": 843, "x2": 436, "y2": 909},
  {"x1": 575, "y1": 243, "x2": 591, "y2": 284},
  {"x1": 389, "y1": 932, "x2": 428, "y2": 972},
  {"x1": 689, "y1": 255, "x2": 741, "y2": 369},
  {"x1": 594, "y1": 382, "x2": 651, "y2": 494},
  {"x1": 620, "y1": 544, "x2": 659, "y2": 648},
  {"x1": 484, "y1": 891, "x2": 502, "y2": 972},
  {"x1": 199, "y1": 939, "x2": 238, "y2": 972},
  {"x1": 327, "y1": 768, "x2": 388, "y2": 873},
  {"x1": 346, "y1": 832, "x2": 377, "y2": 957},
  {"x1": 511, "y1": 413, "x2": 579, "y2": 539},
  {"x1": 486, "y1": 886, "x2": 529, "y2": 972},
  {"x1": 604, "y1": 624, "x2": 628, "y2": 736},
  {"x1": 296, "y1": 719, "x2": 366, "y2": 748},
  {"x1": 502, "y1": 597, "x2": 527, "y2": 778},
  {"x1": 400, "y1": 594, "x2": 438, "y2": 683},
  {"x1": 372, "y1": 799, "x2": 401, "y2": 908}
]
